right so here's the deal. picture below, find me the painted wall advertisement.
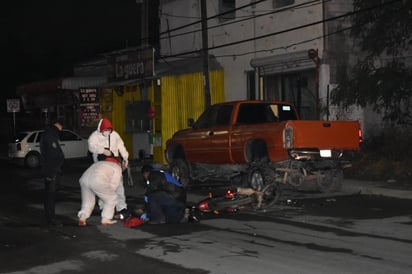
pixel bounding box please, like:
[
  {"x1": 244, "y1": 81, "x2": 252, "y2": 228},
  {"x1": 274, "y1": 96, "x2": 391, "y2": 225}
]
[{"x1": 79, "y1": 88, "x2": 100, "y2": 126}]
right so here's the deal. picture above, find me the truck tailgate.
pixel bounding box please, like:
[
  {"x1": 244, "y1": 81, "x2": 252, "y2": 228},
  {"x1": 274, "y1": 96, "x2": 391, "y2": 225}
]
[{"x1": 285, "y1": 120, "x2": 361, "y2": 150}]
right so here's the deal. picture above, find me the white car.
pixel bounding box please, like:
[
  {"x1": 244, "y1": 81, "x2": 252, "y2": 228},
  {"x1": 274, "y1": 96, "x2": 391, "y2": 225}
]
[{"x1": 8, "y1": 129, "x2": 89, "y2": 168}]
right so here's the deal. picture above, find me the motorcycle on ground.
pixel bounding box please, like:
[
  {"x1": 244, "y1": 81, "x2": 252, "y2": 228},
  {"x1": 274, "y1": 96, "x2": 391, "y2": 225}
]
[{"x1": 195, "y1": 182, "x2": 280, "y2": 215}]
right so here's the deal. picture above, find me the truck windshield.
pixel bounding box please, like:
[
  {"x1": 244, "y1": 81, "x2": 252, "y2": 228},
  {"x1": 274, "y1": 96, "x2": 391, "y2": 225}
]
[{"x1": 236, "y1": 103, "x2": 297, "y2": 124}]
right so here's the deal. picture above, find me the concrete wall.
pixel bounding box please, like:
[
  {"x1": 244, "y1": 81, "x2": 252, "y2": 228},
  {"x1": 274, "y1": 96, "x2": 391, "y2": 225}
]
[{"x1": 159, "y1": 0, "x2": 324, "y2": 101}]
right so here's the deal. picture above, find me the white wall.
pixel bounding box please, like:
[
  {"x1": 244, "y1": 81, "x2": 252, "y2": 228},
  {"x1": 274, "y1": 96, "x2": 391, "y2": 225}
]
[{"x1": 159, "y1": 0, "x2": 325, "y2": 101}]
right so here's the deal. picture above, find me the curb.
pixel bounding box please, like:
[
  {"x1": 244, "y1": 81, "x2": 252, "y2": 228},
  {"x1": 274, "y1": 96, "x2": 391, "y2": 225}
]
[
  {"x1": 343, "y1": 180, "x2": 412, "y2": 200},
  {"x1": 358, "y1": 186, "x2": 412, "y2": 200}
]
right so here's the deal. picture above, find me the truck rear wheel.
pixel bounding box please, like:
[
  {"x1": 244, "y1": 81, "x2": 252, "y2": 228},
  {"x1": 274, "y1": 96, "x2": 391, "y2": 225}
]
[{"x1": 169, "y1": 159, "x2": 190, "y2": 188}]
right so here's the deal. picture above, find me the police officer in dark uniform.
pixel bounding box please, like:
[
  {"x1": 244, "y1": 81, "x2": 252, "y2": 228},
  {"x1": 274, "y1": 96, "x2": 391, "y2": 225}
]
[
  {"x1": 141, "y1": 164, "x2": 187, "y2": 224},
  {"x1": 40, "y1": 120, "x2": 64, "y2": 226}
]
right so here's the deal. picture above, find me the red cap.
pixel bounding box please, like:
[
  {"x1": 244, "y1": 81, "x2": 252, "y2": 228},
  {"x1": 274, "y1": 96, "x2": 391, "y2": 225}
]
[{"x1": 99, "y1": 118, "x2": 113, "y2": 132}]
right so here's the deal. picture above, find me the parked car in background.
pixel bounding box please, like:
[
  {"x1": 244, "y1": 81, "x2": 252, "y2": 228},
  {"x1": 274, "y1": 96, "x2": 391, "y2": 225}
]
[{"x1": 8, "y1": 129, "x2": 89, "y2": 168}]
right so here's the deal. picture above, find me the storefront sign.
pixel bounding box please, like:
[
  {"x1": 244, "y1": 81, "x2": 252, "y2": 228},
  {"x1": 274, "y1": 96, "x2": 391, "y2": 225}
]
[
  {"x1": 107, "y1": 49, "x2": 153, "y2": 82},
  {"x1": 79, "y1": 88, "x2": 100, "y2": 126}
]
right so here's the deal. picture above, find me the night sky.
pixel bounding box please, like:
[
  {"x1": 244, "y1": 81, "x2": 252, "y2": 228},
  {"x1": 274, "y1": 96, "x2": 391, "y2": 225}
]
[{"x1": 1, "y1": 0, "x2": 142, "y2": 112}]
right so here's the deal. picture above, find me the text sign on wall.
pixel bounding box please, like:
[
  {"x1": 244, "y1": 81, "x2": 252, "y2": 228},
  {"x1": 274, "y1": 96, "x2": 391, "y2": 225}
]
[
  {"x1": 79, "y1": 88, "x2": 100, "y2": 126},
  {"x1": 107, "y1": 49, "x2": 153, "y2": 82}
]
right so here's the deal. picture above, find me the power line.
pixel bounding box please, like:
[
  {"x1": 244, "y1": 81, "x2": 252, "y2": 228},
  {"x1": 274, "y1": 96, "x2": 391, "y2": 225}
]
[
  {"x1": 158, "y1": 0, "x2": 268, "y2": 36},
  {"x1": 158, "y1": 0, "x2": 326, "y2": 42},
  {"x1": 217, "y1": 24, "x2": 353, "y2": 59},
  {"x1": 160, "y1": 20, "x2": 355, "y2": 62},
  {"x1": 213, "y1": 0, "x2": 406, "y2": 59},
  {"x1": 159, "y1": 0, "x2": 403, "y2": 59}
]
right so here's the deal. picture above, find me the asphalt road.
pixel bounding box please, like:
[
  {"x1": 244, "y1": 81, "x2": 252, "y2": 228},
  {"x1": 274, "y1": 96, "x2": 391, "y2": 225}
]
[{"x1": 1, "y1": 158, "x2": 412, "y2": 274}]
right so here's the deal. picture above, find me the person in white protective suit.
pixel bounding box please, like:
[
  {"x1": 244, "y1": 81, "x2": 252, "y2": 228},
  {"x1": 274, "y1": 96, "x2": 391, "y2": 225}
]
[
  {"x1": 77, "y1": 160, "x2": 123, "y2": 226},
  {"x1": 88, "y1": 118, "x2": 130, "y2": 219}
]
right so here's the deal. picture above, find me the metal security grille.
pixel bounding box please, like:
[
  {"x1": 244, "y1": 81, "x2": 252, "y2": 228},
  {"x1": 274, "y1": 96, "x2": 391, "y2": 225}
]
[{"x1": 125, "y1": 100, "x2": 151, "y2": 133}]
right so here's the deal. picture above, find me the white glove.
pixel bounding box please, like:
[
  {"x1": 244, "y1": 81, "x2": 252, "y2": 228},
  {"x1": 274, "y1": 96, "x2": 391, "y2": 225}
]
[{"x1": 103, "y1": 148, "x2": 112, "y2": 156}]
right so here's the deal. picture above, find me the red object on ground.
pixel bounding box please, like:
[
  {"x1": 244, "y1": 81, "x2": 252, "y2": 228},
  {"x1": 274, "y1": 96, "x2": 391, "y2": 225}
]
[{"x1": 123, "y1": 217, "x2": 143, "y2": 228}]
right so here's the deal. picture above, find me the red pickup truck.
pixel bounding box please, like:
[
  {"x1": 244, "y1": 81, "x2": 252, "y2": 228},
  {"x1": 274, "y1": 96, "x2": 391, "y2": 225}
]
[{"x1": 165, "y1": 100, "x2": 362, "y2": 199}]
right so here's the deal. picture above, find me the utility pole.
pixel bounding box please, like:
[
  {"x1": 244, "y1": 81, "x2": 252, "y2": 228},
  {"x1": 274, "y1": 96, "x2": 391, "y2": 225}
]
[
  {"x1": 137, "y1": 0, "x2": 149, "y2": 47},
  {"x1": 201, "y1": 0, "x2": 211, "y2": 107},
  {"x1": 308, "y1": 49, "x2": 320, "y2": 119}
]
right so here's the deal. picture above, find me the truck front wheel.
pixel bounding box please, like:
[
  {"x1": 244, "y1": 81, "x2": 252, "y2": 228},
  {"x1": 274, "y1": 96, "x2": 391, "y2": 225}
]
[{"x1": 169, "y1": 159, "x2": 190, "y2": 188}]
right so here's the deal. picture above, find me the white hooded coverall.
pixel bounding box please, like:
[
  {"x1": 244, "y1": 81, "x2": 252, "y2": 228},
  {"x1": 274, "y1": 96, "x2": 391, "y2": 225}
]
[
  {"x1": 88, "y1": 119, "x2": 129, "y2": 211},
  {"x1": 78, "y1": 161, "x2": 123, "y2": 222}
]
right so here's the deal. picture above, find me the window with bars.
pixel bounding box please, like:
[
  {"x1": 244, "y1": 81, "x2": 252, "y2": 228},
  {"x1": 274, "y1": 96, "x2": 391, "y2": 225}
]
[
  {"x1": 219, "y1": 0, "x2": 236, "y2": 22},
  {"x1": 273, "y1": 0, "x2": 295, "y2": 9}
]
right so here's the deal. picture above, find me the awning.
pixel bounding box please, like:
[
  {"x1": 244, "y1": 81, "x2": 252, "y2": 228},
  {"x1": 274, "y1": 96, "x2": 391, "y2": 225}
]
[
  {"x1": 156, "y1": 55, "x2": 223, "y2": 76},
  {"x1": 102, "y1": 78, "x2": 142, "y2": 88},
  {"x1": 62, "y1": 77, "x2": 107, "y2": 90},
  {"x1": 16, "y1": 79, "x2": 63, "y2": 95},
  {"x1": 16, "y1": 77, "x2": 108, "y2": 95},
  {"x1": 102, "y1": 55, "x2": 223, "y2": 87},
  {"x1": 250, "y1": 50, "x2": 316, "y2": 75}
]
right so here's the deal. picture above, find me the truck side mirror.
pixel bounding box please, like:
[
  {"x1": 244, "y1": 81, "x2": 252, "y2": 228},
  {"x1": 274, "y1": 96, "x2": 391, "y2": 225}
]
[{"x1": 187, "y1": 118, "x2": 195, "y2": 127}]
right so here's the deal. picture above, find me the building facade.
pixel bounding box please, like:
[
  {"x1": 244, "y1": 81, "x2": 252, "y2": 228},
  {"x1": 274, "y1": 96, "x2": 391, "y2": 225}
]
[{"x1": 158, "y1": 0, "x2": 364, "y2": 123}]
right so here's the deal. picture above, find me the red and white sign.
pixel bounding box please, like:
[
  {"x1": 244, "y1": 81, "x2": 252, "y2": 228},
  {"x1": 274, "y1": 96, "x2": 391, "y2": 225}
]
[{"x1": 79, "y1": 88, "x2": 100, "y2": 125}]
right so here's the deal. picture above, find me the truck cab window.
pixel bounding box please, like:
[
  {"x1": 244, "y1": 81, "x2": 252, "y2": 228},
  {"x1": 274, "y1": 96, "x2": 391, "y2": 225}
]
[
  {"x1": 278, "y1": 104, "x2": 298, "y2": 121},
  {"x1": 215, "y1": 105, "x2": 233, "y2": 126},
  {"x1": 194, "y1": 105, "x2": 233, "y2": 128},
  {"x1": 237, "y1": 104, "x2": 277, "y2": 124}
]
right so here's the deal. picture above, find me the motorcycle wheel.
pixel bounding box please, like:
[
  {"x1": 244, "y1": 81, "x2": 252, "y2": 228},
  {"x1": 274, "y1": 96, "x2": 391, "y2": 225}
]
[
  {"x1": 249, "y1": 165, "x2": 281, "y2": 209},
  {"x1": 259, "y1": 183, "x2": 280, "y2": 209}
]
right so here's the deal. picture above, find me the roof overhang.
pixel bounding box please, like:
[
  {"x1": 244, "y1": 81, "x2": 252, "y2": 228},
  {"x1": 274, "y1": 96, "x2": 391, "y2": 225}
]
[
  {"x1": 16, "y1": 77, "x2": 107, "y2": 95},
  {"x1": 62, "y1": 77, "x2": 107, "y2": 90},
  {"x1": 102, "y1": 78, "x2": 142, "y2": 88},
  {"x1": 156, "y1": 55, "x2": 223, "y2": 76},
  {"x1": 16, "y1": 79, "x2": 63, "y2": 95},
  {"x1": 250, "y1": 50, "x2": 316, "y2": 75}
]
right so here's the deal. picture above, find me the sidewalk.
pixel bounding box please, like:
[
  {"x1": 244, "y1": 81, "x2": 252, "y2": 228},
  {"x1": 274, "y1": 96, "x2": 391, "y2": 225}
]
[{"x1": 343, "y1": 179, "x2": 412, "y2": 200}]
